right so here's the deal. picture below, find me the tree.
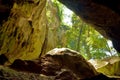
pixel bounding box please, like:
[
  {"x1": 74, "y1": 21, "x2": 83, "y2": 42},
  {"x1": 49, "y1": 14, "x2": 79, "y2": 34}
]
[{"x1": 65, "y1": 13, "x2": 115, "y2": 59}]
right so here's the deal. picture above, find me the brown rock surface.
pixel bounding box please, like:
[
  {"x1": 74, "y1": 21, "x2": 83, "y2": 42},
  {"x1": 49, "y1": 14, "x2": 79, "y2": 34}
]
[
  {"x1": 0, "y1": 48, "x2": 118, "y2": 80},
  {"x1": 10, "y1": 48, "x2": 99, "y2": 79}
]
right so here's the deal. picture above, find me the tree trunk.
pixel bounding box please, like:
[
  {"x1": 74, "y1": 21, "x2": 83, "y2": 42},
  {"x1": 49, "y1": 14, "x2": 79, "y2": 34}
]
[{"x1": 76, "y1": 24, "x2": 83, "y2": 52}]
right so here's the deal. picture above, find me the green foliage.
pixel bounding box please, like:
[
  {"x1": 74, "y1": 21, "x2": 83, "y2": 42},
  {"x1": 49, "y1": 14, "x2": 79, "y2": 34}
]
[
  {"x1": 66, "y1": 15, "x2": 113, "y2": 59},
  {"x1": 51, "y1": 0, "x2": 117, "y2": 59},
  {"x1": 51, "y1": 0, "x2": 64, "y2": 22},
  {"x1": 60, "y1": 12, "x2": 115, "y2": 59}
]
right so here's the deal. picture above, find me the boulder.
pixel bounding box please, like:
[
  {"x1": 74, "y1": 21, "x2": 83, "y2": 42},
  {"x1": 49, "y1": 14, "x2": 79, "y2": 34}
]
[{"x1": 9, "y1": 48, "x2": 119, "y2": 79}]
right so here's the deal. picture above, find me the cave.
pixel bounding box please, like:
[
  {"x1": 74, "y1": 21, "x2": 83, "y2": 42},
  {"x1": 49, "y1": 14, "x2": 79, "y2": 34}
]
[
  {"x1": 1, "y1": 0, "x2": 120, "y2": 65},
  {"x1": 0, "y1": 0, "x2": 120, "y2": 79}
]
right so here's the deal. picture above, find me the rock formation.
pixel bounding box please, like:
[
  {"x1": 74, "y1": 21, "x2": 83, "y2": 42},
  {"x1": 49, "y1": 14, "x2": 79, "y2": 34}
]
[
  {"x1": 0, "y1": 0, "x2": 60, "y2": 62},
  {"x1": 9, "y1": 48, "x2": 119, "y2": 80}
]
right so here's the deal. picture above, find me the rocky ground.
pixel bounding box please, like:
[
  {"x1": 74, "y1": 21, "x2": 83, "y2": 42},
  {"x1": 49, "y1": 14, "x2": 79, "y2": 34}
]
[{"x1": 0, "y1": 48, "x2": 120, "y2": 80}]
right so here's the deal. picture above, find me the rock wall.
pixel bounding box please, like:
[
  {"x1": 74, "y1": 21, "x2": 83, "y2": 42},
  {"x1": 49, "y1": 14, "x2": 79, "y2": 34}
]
[{"x1": 0, "y1": 0, "x2": 60, "y2": 62}]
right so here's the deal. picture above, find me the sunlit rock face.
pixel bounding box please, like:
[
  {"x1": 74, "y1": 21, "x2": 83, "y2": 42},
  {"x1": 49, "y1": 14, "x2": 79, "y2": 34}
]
[
  {"x1": 0, "y1": 0, "x2": 47, "y2": 62},
  {"x1": 58, "y1": 0, "x2": 120, "y2": 53},
  {"x1": 0, "y1": 0, "x2": 60, "y2": 62}
]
